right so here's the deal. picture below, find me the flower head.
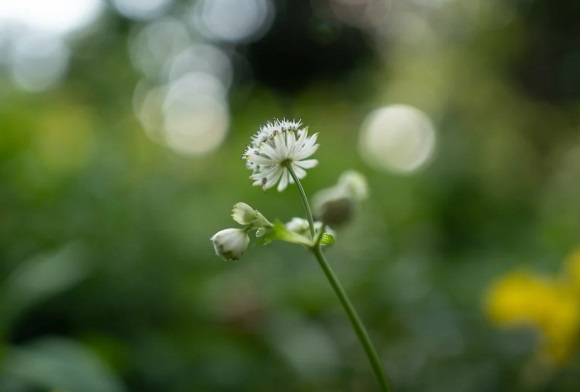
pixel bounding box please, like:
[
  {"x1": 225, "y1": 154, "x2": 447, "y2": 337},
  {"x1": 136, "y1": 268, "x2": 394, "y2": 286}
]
[
  {"x1": 244, "y1": 119, "x2": 319, "y2": 192},
  {"x1": 211, "y1": 228, "x2": 250, "y2": 261}
]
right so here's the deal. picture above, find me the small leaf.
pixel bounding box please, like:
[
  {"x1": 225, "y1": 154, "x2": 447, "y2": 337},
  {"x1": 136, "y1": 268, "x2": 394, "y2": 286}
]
[{"x1": 319, "y1": 233, "x2": 335, "y2": 246}]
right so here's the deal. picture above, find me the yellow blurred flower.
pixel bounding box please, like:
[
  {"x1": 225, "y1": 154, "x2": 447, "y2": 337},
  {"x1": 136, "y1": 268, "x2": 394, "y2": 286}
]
[
  {"x1": 485, "y1": 260, "x2": 580, "y2": 364},
  {"x1": 564, "y1": 248, "x2": 580, "y2": 291}
]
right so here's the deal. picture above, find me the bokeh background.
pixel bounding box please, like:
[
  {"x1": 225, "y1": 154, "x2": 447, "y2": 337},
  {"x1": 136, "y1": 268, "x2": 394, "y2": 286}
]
[{"x1": 1, "y1": 0, "x2": 580, "y2": 391}]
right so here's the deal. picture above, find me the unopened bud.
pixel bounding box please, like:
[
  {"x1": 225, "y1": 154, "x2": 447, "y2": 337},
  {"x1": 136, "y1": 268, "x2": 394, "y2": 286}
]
[
  {"x1": 211, "y1": 228, "x2": 250, "y2": 261},
  {"x1": 232, "y1": 202, "x2": 272, "y2": 228},
  {"x1": 312, "y1": 171, "x2": 367, "y2": 226}
]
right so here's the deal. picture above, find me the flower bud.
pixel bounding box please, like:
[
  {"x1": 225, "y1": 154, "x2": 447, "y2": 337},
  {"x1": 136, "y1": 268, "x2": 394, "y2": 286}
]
[
  {"x1": 314, "y1": 195, "x2": 355, "y2": 227},
  {"x1": 285, "y1": 217, "x2": 312, "y2": 235},
  {"x1": 285, "y1": 217, "x2": 334, "y2": 238},
  {"x1": 338, "y1": 170, "x2": 368, "y2": 200},
  {"x1": 232, "y1": 202, "x2": 272, "y2": 228},
  {"x1": 232, "y1": 203, "x2": 255, "y2": 225},
  {"x1": 312, "y1": 170, "x2": 368, "y2": 227},
  {"x1": 211, "y1": 228, "x2": 250, "y2": 261}
]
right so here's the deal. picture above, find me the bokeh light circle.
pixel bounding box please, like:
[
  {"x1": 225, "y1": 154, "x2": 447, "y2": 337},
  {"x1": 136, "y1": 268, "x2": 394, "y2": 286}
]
[
  {"x1": 129, "y1": 18, "x2": 191, "y2": 79},
  {"x1": 359, "y1": 104, "x2": 436, "y2": 173},
  {"x1": 0, "y1": 0, "x2": 103, "y2": 35},
  {"x1": 161, "y1": 73, "x2": 229, "y2": 156},
  {"x1": 10, "y1": 33, "x2": 69, "y2": 92},
  {"x1": 111, "y1": 0, "x2": 172, "y2": 21},
  {"x1": 191, "y1": 0, "x2": 274, "y2": 43},
  {"x1": 166, "y1": 44, "x2": 233, "y2": 90},
  {"x1": 162, "y1": 93, "x2": 229, "y2": 156}
]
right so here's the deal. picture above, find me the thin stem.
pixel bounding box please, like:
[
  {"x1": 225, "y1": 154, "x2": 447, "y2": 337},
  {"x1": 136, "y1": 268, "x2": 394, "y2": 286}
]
[
  {"x1": 314, "y1": 223, "x2": 327, "y2": 245},
  {"x1": 312, "y1": 245, "x2": 391, "y2": 392},
  {"x1": 286, "y1": 165, "x2": 315, "y2": 239},
  {"x1": 285, "y1": 165, "x2": 391, "y2": 391}
]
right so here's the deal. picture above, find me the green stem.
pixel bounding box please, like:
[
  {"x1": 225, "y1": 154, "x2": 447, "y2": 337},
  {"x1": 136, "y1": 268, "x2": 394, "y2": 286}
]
[
  {"x1": 286, "y1": 165, "x2": 315, "y2": 239},
  {"x1": 286, "y1": 165, "x2": 391, "y2": 391},
  {"x1": 311, "y1": 245, "x2": 391, "y2": 392}
]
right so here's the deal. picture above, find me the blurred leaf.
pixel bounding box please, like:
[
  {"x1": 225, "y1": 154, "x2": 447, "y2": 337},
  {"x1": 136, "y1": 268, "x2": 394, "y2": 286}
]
[
  {"x1": 1, "y1": 337, "x2": 125, "y2": 392},
  {"x1": 0, "y1": 243, "x2": 91, "y2": 331}
]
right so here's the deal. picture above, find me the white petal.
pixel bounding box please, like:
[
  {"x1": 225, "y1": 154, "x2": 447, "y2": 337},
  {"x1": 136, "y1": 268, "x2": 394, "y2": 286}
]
[
  {"x1": 295, "y1": 159, "x2": 318, "y2": 169},
  {"x1": 299, "y1": 133, "x2": 318, "y2": 152},
  {"x1": 294, "y1": 134, "x2": 318, "y2": 159},
  {"x1": 296, "y1": 129, "x2": 307, "y2": 146},
  {"x1": 277, "y1": 169, "x2": 289, "y2": 192},
  {"x1": 264, "y1": 167, "x2": 284, "y2": 189},
  {"x1": 252, "y1": 165, "x2": 278, "y2": 180},
  {"x1": 274, "y1": 133, "x2": 288, "y2": 157},
  {"x1": 292, "y1": 165, "x2": 307, "y2": 179},
  {"x1": 260, "y1": 142, "x2": 281, "y2": 161},
  {"x1": 286, "y1": 131, "x2": 296, "y2": 155},
  {"x1": 247, "y1": 154, "x2": 275, "y2": 166},
  {"x1": 294, "y1": 143, "x2": 319, "y2": 161}
]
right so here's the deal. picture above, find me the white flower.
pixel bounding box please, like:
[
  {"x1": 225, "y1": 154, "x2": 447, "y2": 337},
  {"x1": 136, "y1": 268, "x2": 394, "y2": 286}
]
[
  {"x1": 244, "y1": 119, "x2": 319, "y2": 192},
  {"x1": 231, "y1": 202, "x2": 272, "y2": 228},
  {"x1": 211, "y1": 228, "x2": 250, "y2": 261}
]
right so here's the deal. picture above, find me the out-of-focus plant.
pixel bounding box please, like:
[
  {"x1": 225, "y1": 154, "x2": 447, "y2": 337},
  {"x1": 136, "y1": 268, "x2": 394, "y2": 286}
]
[
  {"x1": 210, "y1": 119, "x2": 390, "y2": 391},
  {"x1": 0, "y1": 245, "x2": 126, "y2": 392},
  {"x1": 485, "y1": 248, "x2": 580, "y2": 366}
]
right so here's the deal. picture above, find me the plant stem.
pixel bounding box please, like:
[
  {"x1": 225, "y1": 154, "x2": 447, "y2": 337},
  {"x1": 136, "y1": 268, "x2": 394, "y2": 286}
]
[
  {"x1": 286, "y1": 165, "x2": 391, "y2": 391},
  {"x1": 286, "y1": 165, "x2": 315, "y2": 239},
  {"x1": 311, "y1": 245, "x2": 391, "y2": 392}
]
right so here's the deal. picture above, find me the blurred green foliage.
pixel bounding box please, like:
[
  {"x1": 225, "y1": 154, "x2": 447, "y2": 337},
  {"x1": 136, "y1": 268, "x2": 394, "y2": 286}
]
[{"x1": 1, "y1": 0, "x2": 580, "y2": 391}]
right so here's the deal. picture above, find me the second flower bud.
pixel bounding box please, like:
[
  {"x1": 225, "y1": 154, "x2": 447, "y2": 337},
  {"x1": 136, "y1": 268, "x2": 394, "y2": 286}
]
[{"x1": 232, "y1": 202, "x2": 273, "y2": 228}]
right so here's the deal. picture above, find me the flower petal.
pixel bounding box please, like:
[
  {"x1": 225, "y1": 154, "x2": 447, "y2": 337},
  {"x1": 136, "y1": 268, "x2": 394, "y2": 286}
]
[
  {"x1": 295, "y1": 159, "x2": 318, "y2": 169},
  {"x1": 277, "y1": 169, "x2": 289, "y2": 192},
  {"x1": 292, "y1": 165, "x2": 307, "y2": 179}
]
